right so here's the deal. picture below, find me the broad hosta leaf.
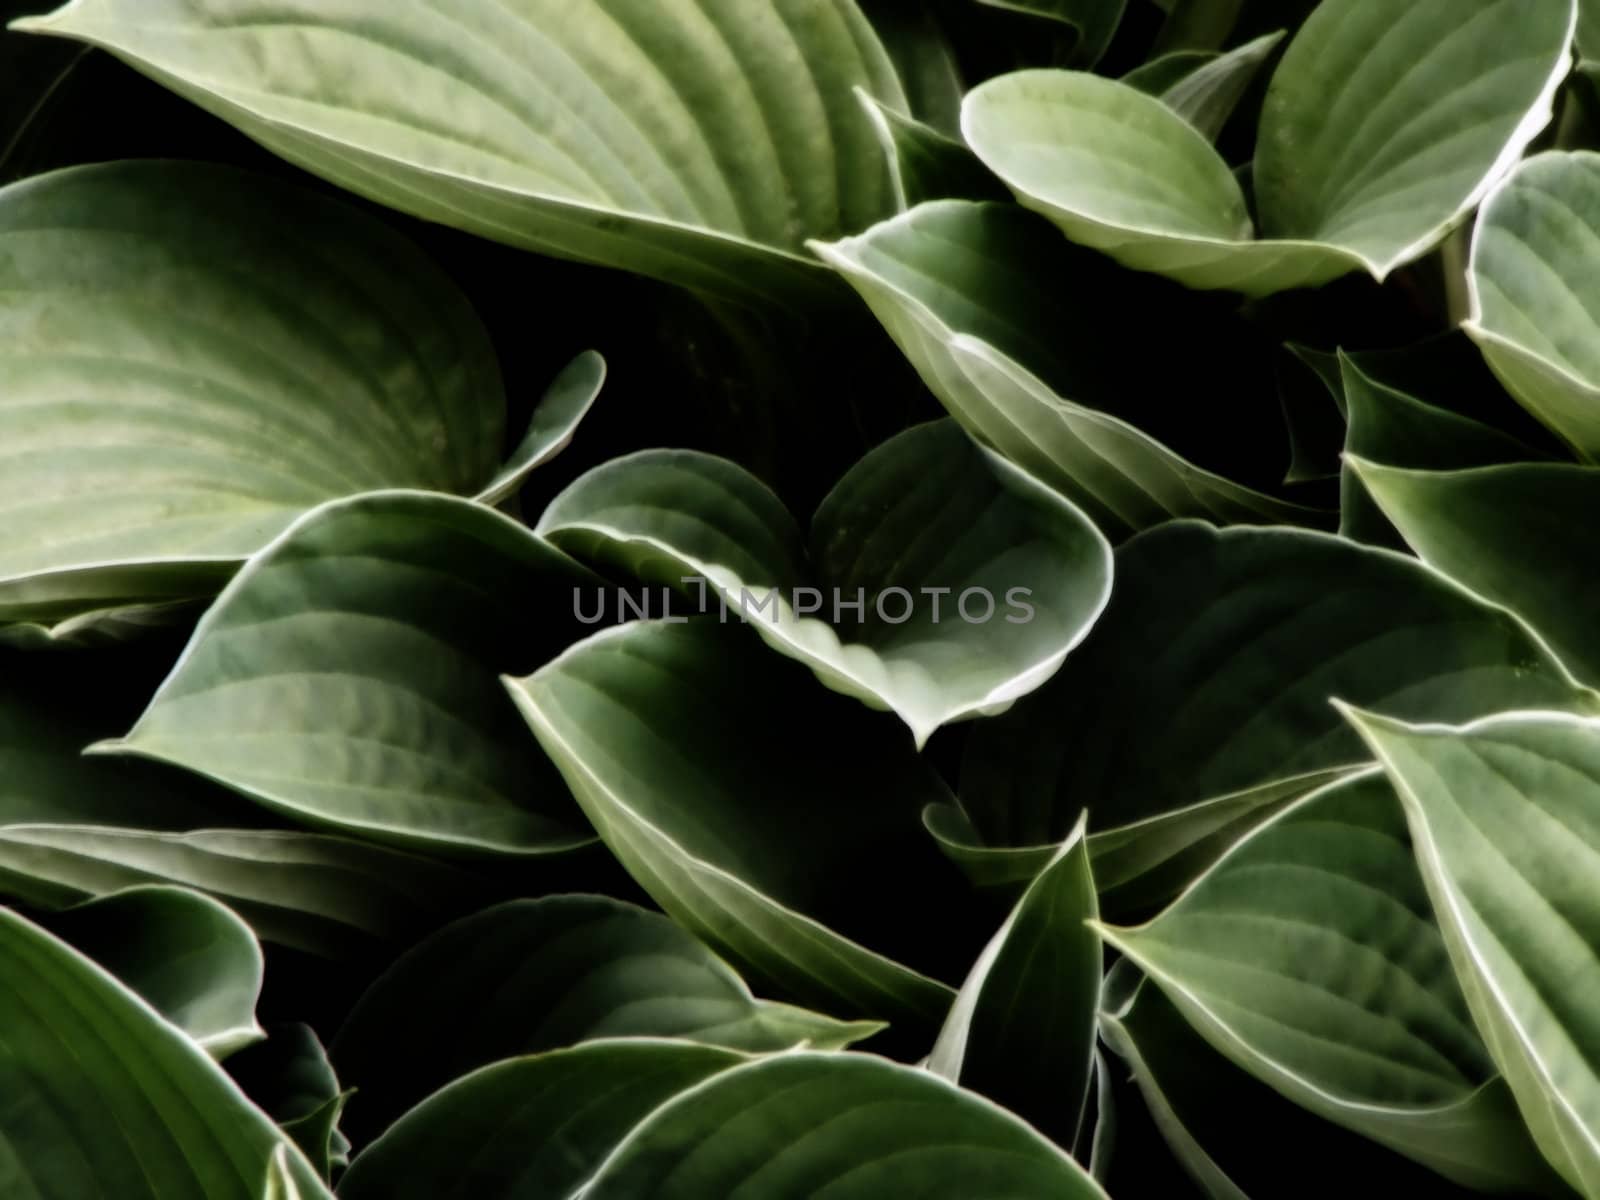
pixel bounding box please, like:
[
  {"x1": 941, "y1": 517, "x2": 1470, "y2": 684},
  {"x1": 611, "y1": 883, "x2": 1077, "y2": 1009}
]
[
  {"x1": 928, "y1": 816, "x2": 1100, "y2": 1147},
  {"x1": 0, "y1": 159, "x2": 596, "y2": 627},
  {"x1": 581, "y1": 1051, "x2": 1111, "y2": 1198},
  {"x1": 0, "y1": 905, "x2": 332, "y2": 1199},
  {"x1": 337, "y1": 1040, "x2": 748, "y2": 1200},
  {"x1": 1134, "y1": 31, "x2": 1286, "y2": 142},
  {"x1": 1467, "y1": 151, "x2": 1600, "y2": 460},
  {"x1": 43, "y1": 885, "x2": 262, "y2": 1058},
  {"x1": 227, "y1": 1024, "x2": 349, "y2": 1181},
  {"x1": 506, "y1": 618, "x2": 968, "y2": 1032},
  {"x1": 858, "y1": 94, "x2": 1009, "y2": 209},
  {"x1": 960, "y1": 521, "x2": 1599, "y2": 848},
  {"x1": 99, "y1": 492, "x2": 594, "y2": 856},
  {"x1": 538, "y1": 420, "x2": 1113, "y2": 746},
  {"x1": 332, "y1": 896, "x2": 880, "y2": 1140},
  {"x1": 1349, "y1": 709, "x2": 1600, "y2": 1197},
  {"x1": 1101, "y1": 970, "x2": 1483, "y2": 1200},
  {"x1": 961, "y1": 0, "x2": 1574, "y2": 294},
  {"x1": 1353, "y1": 459, "x2": 1600, "y2": 685},
  {"x1": 0, "y1": 825, "x2": 492, "y2": 960},
  {"x1": 1099, "y1": 772, "x2": 1557, "y2": 1192},
  {"x1": 812, "y1": 200, "x2": 1323, "y2": 537},
  {"x1": 16, "y1": 0, "x2": 907, "y2": 310},
  {"x1": 1338, "y1": 357, "x2": 1539, "y2": 546}
]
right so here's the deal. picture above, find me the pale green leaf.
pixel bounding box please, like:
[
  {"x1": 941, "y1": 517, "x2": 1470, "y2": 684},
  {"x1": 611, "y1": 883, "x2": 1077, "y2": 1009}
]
[
  {"x1": 1348, "y1": 709, "x2": 1600, "y2": 1197},
  {"x1": 15, "y1": 0, "x2": 907, "y2": 309},
  {"x1": 928, "y1": 816, "x2": 1100, "y2": 1147},
  {"x1": 506, "y1": 618, "x2": 967, "y2": 1032},
  {"x1": 0, "y1": 906, "x2": 332, "y2": 1199},
  {"x1": 1150, "y1": 30, "x2": 1285, "y2": 141},
  {"x1": 100, "y1": 491, "x2": 595, "y2": 856},
  {"x1": 1467, "y1": 150, "x2": 1600, "y2": 460},
  {"x1": 0, "y1": 159, "x2": 564, "y2": 627},
  {"x1": 473, "y1": 351, "x2": 606, "y2": 508},
  {"x1": 538, "y1": 420, "x2": 1113, "y2": 747},
  {"x1": 1100, "y1": 771, "x2": 1558, "y2": 1192},
  {"x1": 331, "y1": 895, "x2": 881, "y2": 1139},
  {"x1": 962, "y1": 0, "x2": 1574, "y2": 294},
  {"x1": 581, "y1": 1051, "x2": 1110, "y2": 1198},
  {"x1": 857, "y1": 92, "x2": 1009, "y2": 210},
  {"x1": 812, "y1": 201, "x2": 1324, "y2": 537}
]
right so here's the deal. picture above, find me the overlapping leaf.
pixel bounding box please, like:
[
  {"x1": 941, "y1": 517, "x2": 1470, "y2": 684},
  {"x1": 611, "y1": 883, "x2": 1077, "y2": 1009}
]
[
  {"x1": 1127, "y1": 31, "x2": 1285, "y2": 142},
  {"x1": 1100, "y1": 771, "x2": 1557, "y2": 1192},
  {"x1": 928, "y1": 817, "x2": 1100, "y2": 1147},
  {"x1": 1350, "y1": 709, "x2": 1600, "y2": 1197},
  {"x1": 813, "y1": 200, "x2": 1322, "y2": 537},
  {"x1": 506, "y1": 618, "x2": 971, "y2": 1032},
  {"x1": 955, "y1": 521, "x2": 1599, "y2": 894},
  {"x1": 0, "y1": 159, "x2": 599, "y2": 628},
  {"x1": 1467, "y1": 150, "x2": 1600, "y2": 460},
  {"x1": 538, "y1": 419, "x2": 1112, "y2": 746},
  {"x1": 332, "y1": 896, "x2": 880, "y2": 1139},
  {"x1": 1354, "y1": 459, "x2": 1600, "y2": 685},
  {"x1": 0, "y1": 905, "x2": 333, "y2": 1199},
  {"x1": 16, "y1": 0, "x2": 907, "y2": 309},
  {"x1": 98, "y1": 491, "x2": 596, "y2": 856},
  {"x1": 961, "y1": 0, "x2": 1575, "y2": 294}
]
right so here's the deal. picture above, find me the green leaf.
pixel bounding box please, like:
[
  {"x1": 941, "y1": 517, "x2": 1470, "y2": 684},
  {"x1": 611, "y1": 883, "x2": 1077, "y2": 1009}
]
[
  {"x1": 337, "y1": 1040, "x2": 748, "y2": 1200},
  {"x1": 1348, "y1": 707, "x2": 1600, "y2": 1197},
  {"x1": 962, "y1": 0, "x2": 1575, "y2": 294},
  {"x1": 472, "y1": 351, "x2": 606, "y2": 508},
  {"x1": 976, "y1": 0, "x2": 1127, "y2": 67},
  {"x1": 15, "y1": 0, "x2": 906, "y2": 310},
  {"x1": 538, "y1": 420, "x2": 1113, "y2": 747},
  {"x1": 959, "y1": 521, "x2": 1599, "y2": 849},
  {"x1": 857, "y1": 93, "x2": 1010, "y2": 209},
  {"x1": 0, "y1": 159, "x2": 577, "y2": 627},
  {"x1": 0, "y1": 825, "x2": 493, "y2": 960},
  {"x1": 1338, "y1": 356, "x2": 1542, "y2": 546},
  {"x1": 1099, "y1": 771, "x2": 1558, "y2": 1193},
  {"x1": 99, "y1": 491, "x2": 595, "y2": 856},
  {"x1": 506, "y1": 618, "x2": 967, "y2": 1032},
  {"x1": 812, "y1": 200, "x2": 1323, "y2": 537},
  {"x1": 331, "y1": 895, "x2": 881, "y2": 1140},
  {"x1": 42, "y1": 885, "x2": 263, "y2": 1058},
  {"x1": 581, "y1": 1050, "x2": 1111, "y2": 1198},
  {"x1": 1467, "y1": 150, "x2": 1600, "y2": 460},
  {"x1": 227, "y1": 1024, "x2": 349, "y2": 1182},
  {"x1": 0, "y1": 905, "x2": 332, "y2": 1199},
  {"x1": 928, "y1": 816, "x2": 1100, "y2": 1147},
  {"x1": 1101, "y1": 969, "x2": 1485, "y2": 1200},
  {"x1": 1142, "y1": 31, "x2": 1286, "y2": 142},
  {"x1": 1353, "y1": 458, "x2": 1600, "y2": 686},
  {"x1": 859, "y1": 0, "x2": 964, "y2": 135}
]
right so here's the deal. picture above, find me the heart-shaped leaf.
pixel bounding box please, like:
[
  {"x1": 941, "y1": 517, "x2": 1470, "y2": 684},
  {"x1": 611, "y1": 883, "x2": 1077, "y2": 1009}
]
[
  {"x1": 43, "y1": 885, "x2": 263, "y2": 1058},
  {"x1": 962, "y1": 0, "x2": 1574, "y2": 294},
  {"x1": 1348, "y1": 708, "x2": 1600, "y2": 1197},
  {"x1": 1467, "y1": 150, "x2": 1600, "y2": 460},
  {"x1": 1100, "y1": 771, "x2": 1558, "y2": 1192},
  {"x1": 1352, "y1": 458, "x2": 1600, "y2": 685},
  {"x1": 812, "y1": 200, "x2": 1323, "y2": 537},
  {"x1": 99, "y1": 491, "x2": 596, "y2": 856},
  {"x1": 0, "y1": 159, "x2": 599, "y2": 628},
  {"x1": 928, "y1": 815, "x2": 1100, "y2": 1147},
  {"x1": 337, "y1": 1040, "x2": 749, "y2": 1200},
  {"x1": 580, "y1": 1050, "x2": 1110, "y2": 1198},
  {"x1": 332, "y1": 895, "x2": 881, "y2": 1141},
  {"x1": 959, "y1": 521, "x2": 1597, "y2": 850},
  {"x1": 15, "y1": 0, "x2": 907, "y2": 310},
  {"x1": 538, "y1": 420, "x2": 1113, "y2": 746},
  {"x1": 0, "y1": 825, "x2": 493, "y2": 961},
  {"x1": 0, "y1": 904, "x2": 333, "y2": 1199},
  {"x1": 506, "y1": 618, "x2": 969, "y2": 1032}
]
